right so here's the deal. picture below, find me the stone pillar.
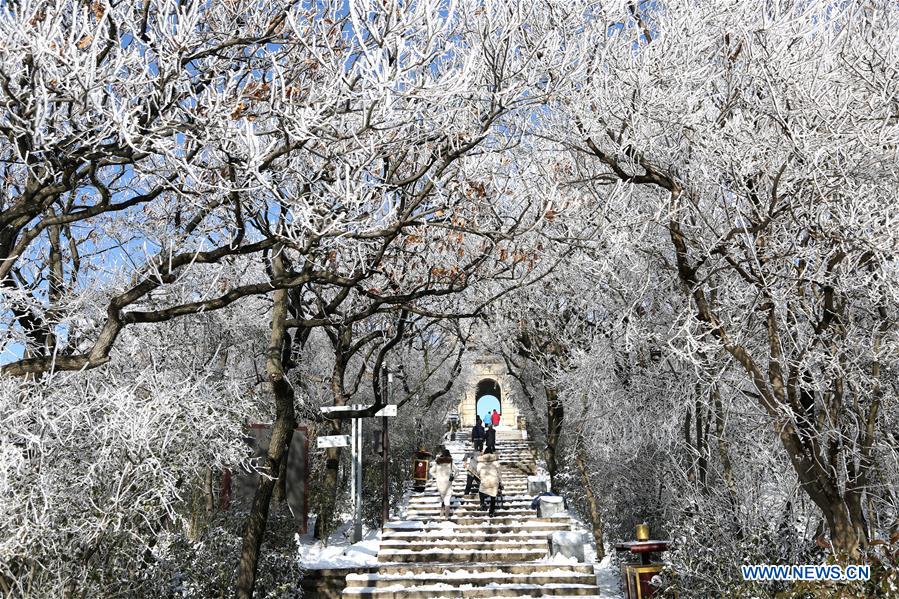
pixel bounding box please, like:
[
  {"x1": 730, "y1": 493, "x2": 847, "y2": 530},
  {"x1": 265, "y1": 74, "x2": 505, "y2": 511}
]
[
  {"x1": 528, "y1": 476, "x2": 550, "y2": 495},
  {"x1": 550, "y1": 531, "x2": 586, "y2": 562},
  {"x1": 538, "y1": 495, "x2": 566, "y2": 517}
]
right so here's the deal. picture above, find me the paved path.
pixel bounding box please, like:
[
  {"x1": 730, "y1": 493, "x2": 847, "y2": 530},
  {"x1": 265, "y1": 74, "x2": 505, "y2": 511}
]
[{"x1": 341, "y1": 426, "x2": 606, "y2": 598}]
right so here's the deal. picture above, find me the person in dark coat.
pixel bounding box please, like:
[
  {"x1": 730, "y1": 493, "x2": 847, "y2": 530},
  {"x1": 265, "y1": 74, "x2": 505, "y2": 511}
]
[
  {"x1": 485, "y1": 424, "x2": 496, "y2": 453},
  {"x1": 471, "y1": 417, "x2": 485, "y2": 452},
  {"x1": 491, "y1": 409, "x2": 501, "y2": 426}
]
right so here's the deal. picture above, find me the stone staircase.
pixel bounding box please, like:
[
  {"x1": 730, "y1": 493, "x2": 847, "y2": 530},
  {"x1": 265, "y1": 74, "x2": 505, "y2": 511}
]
[{"x1": 341, "y1": 427, "x2": 604, "y2": 598}]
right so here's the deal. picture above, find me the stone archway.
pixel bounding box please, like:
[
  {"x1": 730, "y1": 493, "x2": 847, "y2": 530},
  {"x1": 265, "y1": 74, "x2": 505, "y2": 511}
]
[
  {"x1": 475, "y1": 378, "x2": 501, "y2": 425},
  {"x1": 457, "y1": 355, "x2": 520, "y2": 428}
]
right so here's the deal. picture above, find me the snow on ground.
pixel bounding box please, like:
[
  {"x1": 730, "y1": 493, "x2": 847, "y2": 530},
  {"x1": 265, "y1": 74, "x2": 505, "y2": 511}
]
[
  {"x1": 594, "y1": 554, "x2": 624, "y2": 598},
  {"x1": 384, "y1": 519, "x2": 424, "y2": 530},
  {"x1": 559, "y1": 508, "x2": 624, "y2": 598},
  {"x1": 296, "y1": 518, "x2": 380, "y2": 569}
]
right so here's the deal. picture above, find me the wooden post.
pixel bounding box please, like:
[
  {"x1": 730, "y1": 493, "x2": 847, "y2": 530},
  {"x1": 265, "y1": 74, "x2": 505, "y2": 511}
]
[{"x1": 381, "y1": 369, "x2": 392, "y2": 527}]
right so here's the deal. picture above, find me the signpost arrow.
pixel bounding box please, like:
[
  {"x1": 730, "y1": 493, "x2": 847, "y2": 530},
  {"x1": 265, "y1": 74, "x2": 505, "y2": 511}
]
[
  {"x1": 373, "y1": 404, "x2": 397, "y2": 417},
  {"x1": 320, "y1": 405, "x2": 397, "y2": 416},
  {"x1": 317, "y1": 435, "x2": 351, "y2": 448}
]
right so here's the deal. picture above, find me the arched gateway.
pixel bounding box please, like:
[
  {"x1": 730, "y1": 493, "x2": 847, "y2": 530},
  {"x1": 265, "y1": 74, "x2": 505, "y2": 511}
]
[{"x1": 456, "y1": 354, "x2": 520, "y2": 428}]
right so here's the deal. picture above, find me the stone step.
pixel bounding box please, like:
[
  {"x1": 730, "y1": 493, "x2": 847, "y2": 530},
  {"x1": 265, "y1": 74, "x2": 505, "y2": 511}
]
[
  {"x1": 416, "y1": 484, "x2": 531, "y2": 490},
  {"x1": 417, "y1": 482, "x2": 530, "y2": 488},
  {"x1": 418, "y1": 480, "x2": 530, "y2": 488},
  {"x1": 383, "y1": 522, "x2": 574, "y2": 535},
  {"x1": 460, "y1": 439, "x2": 529, "y2": 442},
  {"x1": 406, "y1": 506, "x2": 533, "y2": 513},
  {"x1": 419, "y1": 477, "x2": 531, "y2": 483},
  {"x1": 344, "y1": 570, "x2": 597, "y2": 589},
  {"x1": 422, "y1": 472, "x2": 531, "y2": 478},
  {"x1": 457, "y1": 452, "x2": 534, "y2": 456},
  {"x1": 370, "y1": 563, "x2": 596, "y2": 576},
  {"x1": 444, "y1": 460, "x2": 534, "y2": 466},
  {"x1": 420, "y1": 475, "x2": 530, "y2": 481},
  {"x1": 403, "y1": 516, "x2": 571, "y2": 526},
  {"x1": 401, "y1": 512, "x2": 563, "y2": 522},
  {"x1": 407, "y1": 499, "x2": 534, "y2": 508},
  {"x1": 382, "y1": 531, "x2": 566, "y2": 542},
  {"x1": 405, "y1": 509, "x2": 537, "y2": 518},
  {"x1": 407, "y1": 503, "x2": 534, "y2": 511},
  {"x1": 408, "y1": 492, "x2": 534, "y2": 506},
  {"x1": 407, "y1": 502, "x2": 534, "y2": 510},
  {"x1": 420, "y1": 475, "x2": 531, "y2": 482},
  {"x1": 377, "y1": 547, "x2": 549, "y2": 563},
  {"x1": 452, "y1": 453, "x2": 532, "y2": 458},
  {"x1": 414, "y1": 489, "x2": 529, "y2": 497},
  {"x1": 342, "y1": 583, "x2": 601, "y2": 598},
  {"x1": 405, "y1": 505, "x2": 531, "y2": 512},
  {"x1": 409, "y1": 492, "x2": 534, "y2": 500},
  {"x1": 379, "y1": 539, "x2": 549, "y2": 552},
  {"x1": 416, "y1": 476, "x2": 530, "y2": 482},
  {"x1": 463, "y1": 450, "x2": 531, "y2": 454}
]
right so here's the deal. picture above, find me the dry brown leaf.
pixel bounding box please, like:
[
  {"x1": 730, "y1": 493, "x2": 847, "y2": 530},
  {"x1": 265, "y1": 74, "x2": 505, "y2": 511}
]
[
  {"x1": 77, "y1": 35, "x2": 93, "y2": 50},
  {"x1": 246, "y1": 82, "x2": 270, "y2": 100},
  {"x1": 30, "y1": 9, "x2": 46, "y2": 26}
]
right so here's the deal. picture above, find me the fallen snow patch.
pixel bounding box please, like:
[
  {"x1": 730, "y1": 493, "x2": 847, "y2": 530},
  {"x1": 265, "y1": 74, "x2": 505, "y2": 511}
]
[{"x1": 297, "y1": 520, "x2": 381, "y2": 569}]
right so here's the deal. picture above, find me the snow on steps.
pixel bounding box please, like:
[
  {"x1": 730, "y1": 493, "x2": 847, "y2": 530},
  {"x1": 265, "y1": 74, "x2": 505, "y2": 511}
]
[
  {"x1": 342, "y1": 582, "x2": 601, "y2": 598},
  {"x1": 344, "y1": 563, "x2": 603, "y2": 598},
  {"x1": 340, "y1": 427, "x2": 604, "y2": 597},
  {"x1": 346, "y1": 566, "x2": 597, "y2": 586},
  {"x1": 377, "y1": 548, "x2": 549, "y2": 563}
]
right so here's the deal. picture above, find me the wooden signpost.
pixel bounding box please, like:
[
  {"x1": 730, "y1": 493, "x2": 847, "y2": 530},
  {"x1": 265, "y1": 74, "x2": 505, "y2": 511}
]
[{"x1": 320, "y1": 397, "x2": 397, "y2": 542}]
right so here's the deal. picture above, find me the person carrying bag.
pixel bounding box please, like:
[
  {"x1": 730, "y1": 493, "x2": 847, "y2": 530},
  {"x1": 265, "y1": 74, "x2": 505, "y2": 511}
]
[{"x1": 476, "y1": 448, "x2": 502, "y2": 517}]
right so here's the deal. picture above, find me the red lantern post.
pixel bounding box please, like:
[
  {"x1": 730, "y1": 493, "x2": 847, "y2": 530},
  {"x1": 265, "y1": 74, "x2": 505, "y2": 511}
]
[
  {"x1": 614, "y1": 523, "x2": 671, "y2": 599},
  {"x1": 411, "y1": 448, "x2": 432, "y2": 492}
]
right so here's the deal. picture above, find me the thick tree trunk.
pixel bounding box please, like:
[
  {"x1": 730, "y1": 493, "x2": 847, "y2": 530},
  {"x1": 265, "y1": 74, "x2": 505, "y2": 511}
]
[
  {"x1": 235, "y1": 250, "x2": 296, "y2": 599},
  {"x1": 273, "y1": 446, "x2": 289, "y2": 504},
  {"x1": 822, "y1": 500, "x2": 860, "y2": 558},
  {"x1": 711, "y1": 383, "x2": 743, "y2": 539},
  {"x1": 545, "y1": 386, "x2": 564, "y2": 484},
  {"x1": 695, "y1": 395, "x2": 707, "y2": 491},
  {"x1": 845, "y1": 486, "x2": 868, "y2": 549},
  {"x1": 235, "y1": 419, "x2": 294, "y2": 598},
  {"x1": 575, "y1": 451, "x2": 605, "y2": 559}
]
